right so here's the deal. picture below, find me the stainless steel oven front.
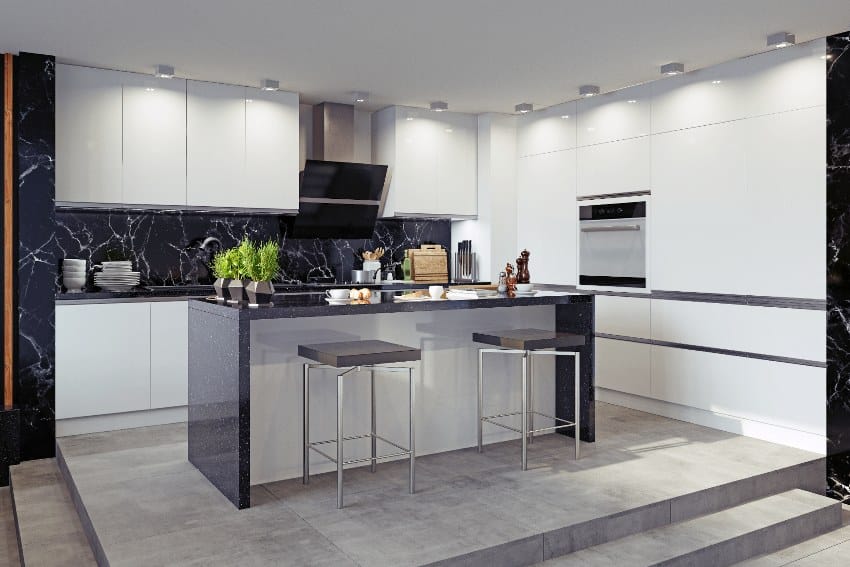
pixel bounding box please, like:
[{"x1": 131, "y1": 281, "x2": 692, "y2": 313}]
[{"x1": 578, "y1": 199, "x2": 647, "y2": 288}]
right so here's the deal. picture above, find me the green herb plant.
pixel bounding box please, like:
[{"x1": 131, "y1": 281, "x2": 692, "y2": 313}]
[
  {"x1": 211, "y1": 251, "x2": 232, "y2": 279},
  {"x1": 236, "y1": 238, "x2": 257, "y2": 280},
  {"x1": 222, "y1": 248, "x2": 242, "y2": 279},
  {"x1": 251, "y1": 240, "x2": 280, "y2": 282}
]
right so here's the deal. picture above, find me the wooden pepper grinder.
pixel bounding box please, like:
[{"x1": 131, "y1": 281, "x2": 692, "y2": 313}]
[
  {"x1": 516, "y1": 249, "x2": 531, "y2": 284},
  {"x1": 505, "y1": 263, "x2": 517, "y2": 296}
]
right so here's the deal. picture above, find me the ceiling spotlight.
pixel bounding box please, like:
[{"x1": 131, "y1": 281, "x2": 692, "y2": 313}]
[
  {"x1": 261, "y1": 79, "x2": 280, "y2": 91},
  {"x1": 153, "y1": 64, "x2": 174, "y2": 78},
  {"x1": 661, "y1": 62, "x2": 685, "y2": 76},
  {"x1": 560, "y1": 114, "x2": 570, "y2": 119},
  {"x1": 626, "y1": 99, "x2": 637, "y2": 104},
  {"x1": 430, "y1": 101, "x2": 449, "y2": 112},
  {"x1": 711, "y1": 80, "x2": 723, "y2": 84},
  {"x1": 767, "y1": 32, "x2": 795, "y2": 49},
  {"x1": 822, "y1": 54, "x2": 833, "y2": 60},
  {"x1": 351, "y1": 91, "x2": 369, "y2": 103},
  {"x1": 579, "y1": 85, "x2": 600, "y2": 97},
  {"x1": 515, "y1": 102, "x2": 533, "y2": 114}
]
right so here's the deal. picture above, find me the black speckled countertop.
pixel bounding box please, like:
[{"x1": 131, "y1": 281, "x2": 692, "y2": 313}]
[{"x1": 190, "y1": 290, "x2": 593, "y2": 321}]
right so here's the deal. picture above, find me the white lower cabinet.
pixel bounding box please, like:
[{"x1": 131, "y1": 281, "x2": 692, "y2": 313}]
[
  {"x1": 595, "y1": 295, "x2": 650, "y2": 338},
  {"x1": 595, "y1": 338, "x2": 651, "y2": 398},
  {"x1": 150, "y1": 302, "x2": 189, "y2": 408},
  {"x1": 56, "y1": 303, "x2": 152, "y2": 419},
  {"x1": 56, "y1": 301, "x2": 188, "y2": 419}
]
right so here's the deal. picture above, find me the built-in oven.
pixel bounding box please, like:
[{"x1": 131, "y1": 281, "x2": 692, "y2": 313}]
[{"x1": 578, "y1": 199, "x2": 647, "y2": 288}]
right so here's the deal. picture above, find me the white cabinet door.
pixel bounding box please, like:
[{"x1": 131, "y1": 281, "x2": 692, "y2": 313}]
[
  {"x1": 392, "y1": 110, "x2": 439, "y2": 215},
  {"x1": 595, "y1": 295, "x2": 650, "y2": 338},
  {"x1": 436, "y1": 112, "x2": 477, "y2": 216},
  {"x1": 516, "y1": 150, "x2": 577, "y2": 285},
  {"x1": 186, "y1": 81, "x2": 246, "y2": 208},
  {"x1": 56, "y1": 303, "x2": 152, "y2": 419},
  {"x1": 516, "y1": 101, "x2": 577, "y2": 157},
  {"x1": 595, "y1": 338, "x2": 651, "y2": 397},
  {"x1": 577, "y1": 83, "x2": 651, "y2": 146},
  {"x1": 650, "y1": 121, "x2": 749, "y2": 294},
  {"x1": 55, "y1": 64, "x2": 123, "y2": 204},
  {"x1": 150, "y1": 301, "x2": 188, "y2": 408},
  {"x1": 122, "y1": 75, "x2": 187, "y2": 206},
  {"x1": 245, "y1": 88, "x2": 300, "y2": 211},
  {"x1": 743, "y1": 107, "x2": 825, "y2": 299},
  {"x1": 576, "y1": 136, "x2": 650, "y2": 197}
]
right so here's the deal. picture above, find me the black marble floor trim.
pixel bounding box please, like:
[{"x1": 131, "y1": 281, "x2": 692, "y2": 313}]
[{"x1": 596, "y1": 333, "x2": 826, "y2": 369}]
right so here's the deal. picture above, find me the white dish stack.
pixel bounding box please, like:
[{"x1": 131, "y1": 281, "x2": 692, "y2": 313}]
[
  {"x1": 93, "y1": 261, "x2": 141, "y2": 292},
  {"x1": 62, "y1": 258, "x2": 88, "y2": 293}
]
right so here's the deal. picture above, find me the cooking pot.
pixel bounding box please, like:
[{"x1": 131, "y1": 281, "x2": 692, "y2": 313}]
[{"x1": 351, "y1": 269, "x2": 376, "y2": 284}]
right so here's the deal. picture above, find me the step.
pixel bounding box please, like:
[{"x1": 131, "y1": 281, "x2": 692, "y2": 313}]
[
  {"x1": 0, "y1": 487, "x2": 21, "y2": 566},
  {"x1": 9, "y1": 459, "x2": 95, "y2": 566},
  {"x1": 541, "y1": 489, "x2": 841, "y2": 567}
]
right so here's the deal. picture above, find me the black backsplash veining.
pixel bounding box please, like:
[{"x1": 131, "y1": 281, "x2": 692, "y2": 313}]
[{"x1": 55, "y1": 210, "x2": 451, "y2": 288}]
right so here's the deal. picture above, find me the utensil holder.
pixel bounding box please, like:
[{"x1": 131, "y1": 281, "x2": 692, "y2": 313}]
[{"x1": 453, "y1": 252, "x2": 477, "y2": 283}]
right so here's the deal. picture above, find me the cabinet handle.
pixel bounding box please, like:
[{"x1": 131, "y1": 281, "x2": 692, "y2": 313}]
[{"x1": 580, "y1": 224, "x2": 641, "y2": 232}]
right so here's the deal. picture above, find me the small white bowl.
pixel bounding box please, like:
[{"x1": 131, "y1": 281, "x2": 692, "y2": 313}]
[{"x1": 515, "y1": 283, "x2": 534, "y2": 293}]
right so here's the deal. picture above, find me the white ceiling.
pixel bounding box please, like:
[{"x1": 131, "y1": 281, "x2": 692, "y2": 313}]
[{"x1": 0, "y1": 0, "x2": 847, "y2": 114}]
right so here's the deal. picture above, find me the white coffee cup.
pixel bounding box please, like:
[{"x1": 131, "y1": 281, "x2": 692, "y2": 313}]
[
  {"x1": 428, "y1": 285, "x2": 444, "y2": 299},
  {"x1": 516, "y1": 283, "x2": 534, "y2": 293},
  {"x1": 326, "y1": 289, "x2": 349, "y2": 300}
]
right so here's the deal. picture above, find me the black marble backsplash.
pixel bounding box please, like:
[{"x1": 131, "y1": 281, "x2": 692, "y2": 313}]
[{"x1": 55, "y1": 210, "x2": 450, "y2": 289}]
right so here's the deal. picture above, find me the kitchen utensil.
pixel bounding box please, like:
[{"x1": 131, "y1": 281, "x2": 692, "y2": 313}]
[
  {"x1": 428, "y1": 285, "x2": 444, "y2": 299},
  {"x1": 363, "y1": 260, "x2": 382, "y2": 283},
  {"x1": 351, "y1": 269, "x2": 375, "y2": 284}
]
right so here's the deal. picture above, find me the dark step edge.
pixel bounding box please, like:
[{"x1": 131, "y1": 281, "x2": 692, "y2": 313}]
[
  {"x1": 654, "y1": 494, "x2": 843, "y2": 567},
  {"x1": 8, "y1": 479, "x2": 24, "y2": 566},
  {"x1": 55, "y1": 444, "x2": 109, "y2": 567}
]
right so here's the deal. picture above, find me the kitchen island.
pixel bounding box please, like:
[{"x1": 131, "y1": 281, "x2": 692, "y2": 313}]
[{"x1": 188, "y1": 290, "x2": 594, "y2": 509}]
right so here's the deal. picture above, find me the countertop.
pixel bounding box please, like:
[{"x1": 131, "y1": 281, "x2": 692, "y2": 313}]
[{"x1": 189, "y1": 290, "x2": 593, "y2": 321}]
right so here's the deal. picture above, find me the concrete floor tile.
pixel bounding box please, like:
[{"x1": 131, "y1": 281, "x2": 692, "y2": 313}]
[{"x1": 0, "y1": 488, "x2": 20, "y2": 567}]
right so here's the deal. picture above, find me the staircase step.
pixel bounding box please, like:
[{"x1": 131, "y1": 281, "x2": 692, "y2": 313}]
[
  {"x1": 9, "y1": 459, "x2": 95, "y2": 566},
  {"x1": 0, "y1": 487, "x2": 21, "y2": 566},
  {"x1": 542, "y1": 489, "x2": 841, "y2": 567}
]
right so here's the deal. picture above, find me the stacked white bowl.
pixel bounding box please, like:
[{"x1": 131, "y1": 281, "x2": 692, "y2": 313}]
[
  {"x1": 62, "y1": 258, "x2": 88, "y2": 293},
  {"x1": 93, "y1": 261, "x2": 141, "y2": 292}
]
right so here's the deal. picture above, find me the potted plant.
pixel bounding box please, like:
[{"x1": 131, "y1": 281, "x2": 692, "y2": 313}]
[
  {"x1": 246, "y1": 240, "x2": 279, "y2": 306},
  {"x1": 211, "y1": 250, "x2": 234, "y2": 301},
  {"x1": 227, "y1": 239, "x2": 254, "y2": 303}
]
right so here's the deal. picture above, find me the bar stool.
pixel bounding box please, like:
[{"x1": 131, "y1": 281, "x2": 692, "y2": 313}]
[
  {"x1": 299, "y1": 339, "x2": 419, "y2": 509},
  {"x1": 473, "y1": 328, "x2": 585, "y2": 470}
]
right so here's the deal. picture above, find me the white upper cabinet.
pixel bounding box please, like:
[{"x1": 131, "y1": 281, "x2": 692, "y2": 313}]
[
  {"x1": 245, "y1": 88, "x2": 300, "y2": 211},
  {"x1": 122, "y1": 74, "x2": 187, "y2": 206},
  {"x1": 576, "y1": 136, "x2": 650, "y2": 197},
  {"x1": 186, "y1": 81, "x2": 247, "y2": 208},
  {"x1": 576, "y1": 83, "x2": 651, "y2": 146},
  {"x1": 516, "y1": 149, "x2": 577, "y2": 285},
  {"x1": 516, "y1": 101, "x2": 577, "y2": 157},
  {"x1": 651, "y1": 40, "x2": 826, "y2": 134},
  {"x1": 56, "y1": 64, "x2": 123, "y2": 204},
  {"x1": 373, "y1": 106, "x2": 477, "y2": 217}
]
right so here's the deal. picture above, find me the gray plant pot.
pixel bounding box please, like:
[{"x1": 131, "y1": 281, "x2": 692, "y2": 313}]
[
  {"x1": 213, "y1": 278, "x2": 231, "y2": 301},
  {"x1": 227, "y1": 279, "x2": 248, "y2": 303},
  {"x1": 246, "y1": 280, "x2": 275, "y2": 306}
]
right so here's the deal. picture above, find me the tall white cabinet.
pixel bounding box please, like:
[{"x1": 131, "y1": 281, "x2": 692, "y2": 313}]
[{"x1": 372, "y1": 106, "x2": 478, "y2": 217}]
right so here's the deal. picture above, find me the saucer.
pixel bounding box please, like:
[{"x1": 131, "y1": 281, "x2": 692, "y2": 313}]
[{"x1": 325, "y1": 298, "x2": 352, "y2": 305}]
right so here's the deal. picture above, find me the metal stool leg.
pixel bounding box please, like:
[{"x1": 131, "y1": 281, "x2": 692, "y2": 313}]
[
  {"x1": 521, "y1": 352, "x2": 528, "y2": 471},
  {"x1": 370, "y1": 368, "x2": 377, "y2": 473},
  {"x1": 574, "y1": 354, "x2": 581, "y2": 460},
  {"x1": 337, "y1": 372, "x2": 344, "y2": 509},
  {"x1": 477, "y1": 348, "x2": 484, "y2": 453},
  {"x1": 528, "y1": 352, "x2": 534, "y2": 445},
  {"x1": 303, "y1": 363, "x2": 310, "y2": 485},
  {"x1": 409, "y1": 367, "x2": 416, "y2": 494}
]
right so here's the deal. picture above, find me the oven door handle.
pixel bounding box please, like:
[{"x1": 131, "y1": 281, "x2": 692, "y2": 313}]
[{"x1": 580, "y1": 224, "x2": 641, "y2": 232}]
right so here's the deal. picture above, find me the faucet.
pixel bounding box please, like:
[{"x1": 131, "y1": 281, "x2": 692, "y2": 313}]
[{"x1": 200, "y1": 236, "x2": 222, "y2": 250}]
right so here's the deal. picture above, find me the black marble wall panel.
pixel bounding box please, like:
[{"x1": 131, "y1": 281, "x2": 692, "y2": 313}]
[
  {"x1": 14, "y1": 53, "x2": 56, "y2": 461},
  {"x1": 555, "y1": 298, "x2": 595, "y2": 442},
  {"x1": 0, "y1": 409, "x2": 20, "y2": 486},
  {"x1": 827, "y1": 32, "x2": 850, "y2": 502},
  {"x1": 55, "y1": 211, "x2": 450, "y2": 287}
]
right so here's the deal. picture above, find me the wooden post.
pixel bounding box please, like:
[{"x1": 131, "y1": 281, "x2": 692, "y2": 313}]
[{"x1": 3, "y1": 53, "x2": 12, "y2": 410}]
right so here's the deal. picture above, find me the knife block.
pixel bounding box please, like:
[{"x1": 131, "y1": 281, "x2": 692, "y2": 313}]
[{"x1": 453, "y1": 252, "x2": 477, "y2": 283}]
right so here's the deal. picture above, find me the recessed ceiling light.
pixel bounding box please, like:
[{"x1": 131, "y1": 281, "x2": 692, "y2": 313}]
[
  {"x1": 445, "y1": 128, "x2": 453, "y2": 133},
  {"x1": 261, "y1": 79, "x2": 280, "y2": 91},
  {"x1": 661, "y1": 62, "x2": 685, "y2": 76},
  {"x1": 560, "y1": 115, "x2": 570, "y2": 119},
  {"x1": 430, "y1": 101, "x2": 449, "y2": 112},
  {"x1": 246, "y1": 99, "x2": 253, "y2": 103},
  {"x1": 579, "y1": 85, "x2": 600, "y2": 97},
  {"x1": 711, "y1": 80, "x2": 722, "y2": 84},
  {"x1": 351, "y1": 91, "x2": 369, "y2": 103},
  {"x1": 406, "y1": 116, "x2": 415, "y2": 121},
  {"x1": 767, "y1": 31, "x2": 795, "y2": 49},
  {"x1": 144, "y1": 87, "x2": 155, "y2": 92},
  {"x1": 153, "y1": 64, "x2": 174, "y2": 78},
  {"x1": 515, "y1": 102, "x2": 533, "y2": 114},
  {"x1": 626, "y1": 99, "x2": 637, "y2": 104}
]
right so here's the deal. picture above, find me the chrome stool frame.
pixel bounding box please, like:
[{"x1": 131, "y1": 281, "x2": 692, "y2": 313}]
[
  {"x1": 477, "y1": 348, "x2": 580, "y2": 470},
  {"x1": 302, "y1": 363, "x2": 415, "y2": 509}
]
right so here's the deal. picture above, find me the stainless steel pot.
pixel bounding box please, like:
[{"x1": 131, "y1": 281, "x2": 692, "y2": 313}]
[{"x1": 351, "y1": 269, "x2": 376, "y2": 284}]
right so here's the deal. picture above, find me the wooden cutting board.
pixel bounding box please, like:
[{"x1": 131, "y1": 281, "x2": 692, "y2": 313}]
[{"x1": 410, "y1": 245, "x2": 448, "y2": 282}]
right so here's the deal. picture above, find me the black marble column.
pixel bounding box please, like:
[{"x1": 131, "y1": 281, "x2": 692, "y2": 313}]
[
  {"x1": 0, "y1": 410, "x2": 20, "y2": 486},
  {"x1": 13, "y1": 53, "x2": 56, "y2": 461},
  {"x1": 555, "y1": 296, "x2": 595, "y2": 442}
]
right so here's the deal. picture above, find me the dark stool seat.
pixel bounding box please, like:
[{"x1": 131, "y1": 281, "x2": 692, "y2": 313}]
[
  {"x1": 298, "y1": 340, "x2": 421, "y2": 367},
  {"x1": 300, "y1": 339, "x2": 419, "y2": 508},
  {"x1": 472, "y1": 329, "x2": 585, "y2": 351}
]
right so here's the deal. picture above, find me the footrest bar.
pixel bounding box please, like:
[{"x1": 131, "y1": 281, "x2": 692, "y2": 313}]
[{"x1": 481, "y1": 417, "x2": 523, "y2": 434}]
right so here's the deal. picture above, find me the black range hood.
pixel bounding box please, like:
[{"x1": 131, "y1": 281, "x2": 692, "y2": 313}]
[
  {"x1": 290, "y1": 102, "x2": 390, "y2": 239},
  {"x1": 291, "y1": 159, "x2": 388, "y2": 239}
]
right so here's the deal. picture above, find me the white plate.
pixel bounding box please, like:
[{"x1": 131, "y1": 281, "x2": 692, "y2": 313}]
[
  {"x1": 513, "y1": 291, "x2": 537, "y2": 296},
  {"x1": 325, "y1": 298, "x2": 352, "y2": 305},
  {"x1": 394, "y1": 295, "x2": 431, "y2": 302}
]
